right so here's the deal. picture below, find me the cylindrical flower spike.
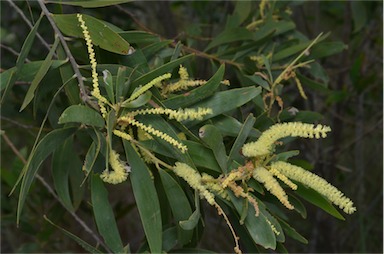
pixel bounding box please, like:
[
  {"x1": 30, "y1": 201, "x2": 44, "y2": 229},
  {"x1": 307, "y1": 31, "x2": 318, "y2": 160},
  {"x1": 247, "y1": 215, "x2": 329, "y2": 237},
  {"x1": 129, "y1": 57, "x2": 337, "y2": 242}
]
[
  {"x1": 242, "y1": 122, "x2": 331, "y2": 157},
  {"x1": 272, "y1": 161, "x2": 356, "y2": 214},
  {"x1": 253, "y1": 167, "x2": 294, "y2": 210},
  {"x1": 100, "y1": 150, "x2": 130, "y2": 184}
]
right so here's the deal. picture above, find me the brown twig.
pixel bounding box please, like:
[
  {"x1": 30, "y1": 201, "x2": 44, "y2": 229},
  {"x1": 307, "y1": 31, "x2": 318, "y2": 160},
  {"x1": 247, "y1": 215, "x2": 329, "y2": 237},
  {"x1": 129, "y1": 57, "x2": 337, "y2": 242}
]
[
  {"x1": 0, "y1": 44, "x2": 31, "y2": 62},
  {"x1": 37, "y1": 0, "x2": 90, "y2": 104},
  {"x1": 1, "y1": 132, "x2": 110, "y2": 252}
]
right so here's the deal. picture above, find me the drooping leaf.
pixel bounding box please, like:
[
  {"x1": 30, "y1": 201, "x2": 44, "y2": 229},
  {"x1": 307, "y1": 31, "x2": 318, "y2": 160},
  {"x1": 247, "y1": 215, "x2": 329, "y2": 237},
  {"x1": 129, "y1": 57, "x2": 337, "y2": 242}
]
[
  {"x1": 20, "y1": 36, "x2": 60, "y2": 111},
  {"x1": 91, "y1": 175, "x2": 124, "y2": 253},
  {"x1": 277, "y1": 218, "x2": 308, "y2": 244},
  {"x1": 44, "y1": 216, "x2": 102, "y2": 253},
  {"x1": 227, "y1": 114, "x2": 256, "y2": 167},
  {"x1": 159, "y1": 169, "x2": 193, "y2": 245},
  {"x1": 124, "y1": 141, "x2": 162, "y2": 253},
  {"x1": 17, "y1": 127, "x2": 77, "y2": 224},
  {"x1": 198, "y1": 124, "x2": 228, "y2": 173},
  {"x1": 163, "y1": 64, "x2": 225, "y2": 109},
  {"x1": 52, "y1": 14, "x2": 132, "y2": 55},
  {"x1": 295, "y1": 182, "x2": 345, "y2": 220},
  {"x1": 58, "y1": 105, "x2": 105, "y2": 128},
  {"x1": 179, "y1": 209, "x2": 200, "y2": 231},
  {"x1": 185, "y1": 86, "x2": 262, "y2": 127}
]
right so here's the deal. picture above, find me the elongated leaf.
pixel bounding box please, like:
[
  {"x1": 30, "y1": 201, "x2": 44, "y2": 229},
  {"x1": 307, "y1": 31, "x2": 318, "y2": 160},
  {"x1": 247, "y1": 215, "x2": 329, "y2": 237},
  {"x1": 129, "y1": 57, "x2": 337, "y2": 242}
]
[
  {"x1": 159, "y1": 170, "x2": 193, "y2": 245},
  {"x1": 205, "y1": 28, "x2": 254, "y2": 51},
  {"x1": 102, "y1": 69, "x2": 115, "y2": 104},
  {"x1": 295, "y1": 182, "x2": 345, "y2": 220},
  {"x1": 229, "y1": 192, "x2": 276, "y2": 249},
  {"x1": 198, "y1": 125, "x2": 227, "y2": 173},
  {"x1": 21, "y1": 36, "x2": 60, "y2": 111},
  {"x1": 212, "y1": 115, "x2": 261, "y2": 138},
  {"x1": 91, "y1": 175, "x2": 124, "y2": 253},
  {"x1": 131, "y1": 54, "x2": 193, "y2": 88},
  {"x1": 57, "y1": 44, "x2": 81, "y2": 104},
  {"x1": 17, "y1": 127, "x2": 77, "y2": 224},
  {"x1": 46, "y1": 0, "x2": 132, "y2": 8},
  {"x1": 179, "y1": 209, "x2": 200, "y2": 231},
  {"x1": 52, "y1": 14, "x2": 132, "y2": 55},
  {"x1": 44, "y1": 216, "x2": 102, "y2": 253},
  {"x1": 227, "y1": 114, "x2": 256, "y2": 167},
  {"x1": 124, "y1": 141, "x2": 162, "y2": 253},
  {"x1": 307, "y1": 42, "x2": 347, "y2": 60},
  {"x1": 185, "y1": 140, "x2": 221, "y2": 172},
  {"x1": 163, "y1": 64, "x2": 225, "y2": 109},
  {"x1": 52, "y1": 138, "x2": 76, "y2": 211},
  {"x1": 121, "y1": 91, "x2": 152, "y2": 108},
  {"x1": 162, "y1": 226, "x2": 178, "y2": 252},
  {"x1": 185, "y1": 86, "x2": 261, "y2": 127},
  {"x1": 118, "y1": 31, "x2": 160, "y2": 44},
  {"x1": 277, "y1": 218, "x2": 308, "y2": 244},
  {"x1": 1, "y1": 15, "x2": 42, "y2": 103},
  {"x1": 58, "y1": 105, "x2": 105, "y2": 128}
]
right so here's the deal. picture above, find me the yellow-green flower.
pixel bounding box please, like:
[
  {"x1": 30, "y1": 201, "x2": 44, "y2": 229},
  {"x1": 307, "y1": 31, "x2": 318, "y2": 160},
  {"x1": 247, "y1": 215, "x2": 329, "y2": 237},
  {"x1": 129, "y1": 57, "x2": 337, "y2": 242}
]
[
  {"x1": 173, "y1": 162, "x2": 215, "y2": 205},
  {"x1": 253, "y1": 167, "x2": 294, "y2": 210},
  {"x1": 242, "y1": 122, "x2": 331, "y2": 157},
  {"x1": 100, "y1": 150, "x2": 129, "y2": 184},
  {"x1": 272, "y1": 161, "x2": 356, "y2": 214}
]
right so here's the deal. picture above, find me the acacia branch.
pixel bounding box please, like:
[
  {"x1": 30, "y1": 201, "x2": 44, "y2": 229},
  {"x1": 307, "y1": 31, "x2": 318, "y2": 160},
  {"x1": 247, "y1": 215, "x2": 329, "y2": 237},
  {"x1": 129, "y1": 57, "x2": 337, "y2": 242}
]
[
  {"x1": 1, "y1": 132, "x2": 110, "y2": 252},
  {"x1": 37, "y1": 0, "x2": 90, "y2": 104}
]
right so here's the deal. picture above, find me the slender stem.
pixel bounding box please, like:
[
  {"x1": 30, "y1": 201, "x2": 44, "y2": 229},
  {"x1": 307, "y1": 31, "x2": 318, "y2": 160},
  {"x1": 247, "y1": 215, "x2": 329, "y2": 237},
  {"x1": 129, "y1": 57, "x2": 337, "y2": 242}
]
[
  {"x1": 1, "y1": 132, "x2": 111, "y2": 252},
  {"x1": 37, "y1": 0, "x2": 90, "y2": 103},
  {"x1": 6, "y1": 0, "x2": 53, "y2": 54}
]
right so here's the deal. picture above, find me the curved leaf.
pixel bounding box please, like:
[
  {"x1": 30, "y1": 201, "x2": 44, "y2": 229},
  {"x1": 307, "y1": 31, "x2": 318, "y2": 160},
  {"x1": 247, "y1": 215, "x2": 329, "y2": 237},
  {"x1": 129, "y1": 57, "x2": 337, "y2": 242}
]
[
  {"x1": 124, "y1": 141, "x2": 162, "y2": 253},
  {"x1": 159, "y1": 169, "x2": 193, "y2": 245},
  {"x1": 58, "y1": 105, "x2": 105, "y2": 128},
  {"x1": 91, "y1": 175, "x2": 124, "y2": 253},
  {"x1": 52, "y1": 14, "x2": 132, "y2": 55},
  {"x1": 17, "y1": 127, "x2": 77, "y2": 224}
]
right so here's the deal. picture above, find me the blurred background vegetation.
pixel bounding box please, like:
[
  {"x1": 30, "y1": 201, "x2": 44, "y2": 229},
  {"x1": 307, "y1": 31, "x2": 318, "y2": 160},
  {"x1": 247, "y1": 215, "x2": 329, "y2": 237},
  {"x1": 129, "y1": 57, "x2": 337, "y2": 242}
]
[{"x1": 1, "y1": 1, "x2": 382, "y2": 253}]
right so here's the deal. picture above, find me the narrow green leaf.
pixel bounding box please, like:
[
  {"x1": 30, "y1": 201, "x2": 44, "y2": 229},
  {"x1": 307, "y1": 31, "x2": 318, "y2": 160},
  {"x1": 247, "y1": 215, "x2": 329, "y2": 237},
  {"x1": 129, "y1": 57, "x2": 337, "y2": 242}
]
[
  {"x1": 44, "y1": 215, "x2": 102, "y2": 253},
  {"x1": 277, "y1": 218, "x2": 308, "y2": 244},
  {"x1": 185, "y1": 140, "x2": 221, "y2": 172},
  {"x1": 115, "y1": 66, "x2": 127, "y2": 102},
  {"x1": 227, "y1": 114, "x2": 256, "y2": 167},
  {"x1": 308, "y1": 42, "x2": 347, "y2": 59},
  {"x1": 296, "y1": 72, "x2": 329, "y2": 93},
  {"x1": 295, "y1": 182, "x2": 345, "y2": 220},
  {"x1": 20, "y1": 36, "x2": 60, "y2": 111},
  {"x1": 17, "y1": 127, "x2": 77, "y2": 224},
  {"x1": 351, "y1": 1, "x2": 368, "y2": 33},
  {"x1": 171, "y1": 41, "x2": 183, "y2": 61},
  {"x1": 211, "y1": 115, "x2": 261, "y2": 138},
  {"x1": 185, "y1": 86, "x2": 262, "y2": 127},
  {"x1": 205, "y1": 28, "x2": 254, "y2": 51},
  {"x1": 273, "y1": 150, "x2": 300, "y2": 162},
  {"x1": 124, "y1": 141, "x2": 162, "y2": 253},
  {"x1": 52, "y1": 138, "x2": 77, "y2": 211},
  {"x1": 118, "y1": 31, "x2": 160, "y2": 44},
  {"x1": 131, "y1": 54, "x2": 193, "y2": 88},
  {"x1": 244, "y1": 75, "x2": 271, "y2": 91},
  {"x1": 52, "y1": 14, "x2": 132, "y2": 55},
  {"x1": 46, "y1": 0, "x2": 132, "y2": 8},
  {"x1": 91, "y1": 175, "x2": 124, "y2": 253},
  {"x1": 121, "y1": 91, "x2": 152, "y2": 108},
  {"x1": 58, "y1": 105, "x2": 105, "y2": 128},
  {"x1": 288, "y1": 193, "x2": 307, "y2": 219},
  {"x1": 163, "y1": 64, "x2": 225, "y2": 109},
  {"x1": 162, "y1": 227, "x2": 178, "y2": 252},
  {"x1": 159, "y1": 169, "x2": 193, "y2": 245},
  {"x1": 179, "y1": 209, "x2": 200, "y2": 231},
  {"x1": 198, "y1": 125, "x2": 228, "y2": 173},
  {"x1": 1, "y1": 15, "x2": 43, "y2": 103},
  {"x1": 102, "y1": 69, "x2": 115, "y2": 104},
  {"x1": 57, "y1": 44, "x2": 81, "y2": 104},
  {"x1": 229, "y1": 192, "x2": 276, "y2": 249}
]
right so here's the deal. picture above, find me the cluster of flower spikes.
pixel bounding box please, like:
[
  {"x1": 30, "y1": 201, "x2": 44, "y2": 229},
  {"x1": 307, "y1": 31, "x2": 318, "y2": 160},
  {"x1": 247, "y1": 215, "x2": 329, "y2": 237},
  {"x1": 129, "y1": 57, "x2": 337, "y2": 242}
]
[
  {"x1": 242, "y1": 122, "x2": 356, "y2": 214},
  {"x1": 160, "y1": 65, "x2": 230, "y2": 97},
  {"x1": 77, "y1": 14, "x2": 214, "y2": 184}
]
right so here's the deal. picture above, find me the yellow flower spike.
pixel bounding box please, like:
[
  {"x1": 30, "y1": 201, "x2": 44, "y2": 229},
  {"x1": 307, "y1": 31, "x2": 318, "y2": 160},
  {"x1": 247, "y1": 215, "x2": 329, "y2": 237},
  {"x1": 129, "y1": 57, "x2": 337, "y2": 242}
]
[
  {"x1": 266, "y1": 218, "x2": 280, "y2": 236},
  {"x1": 253, "y1": 167, "x2": 294, "y2": 210},
  {"x1": 113, "y1": 129, "x2": 133, "y2": 141},
  {"x1": 202, "y1": 173, "x2": 228, "y2": 200},
  {"x1": 269, "y1": 167, "x2": 297, "y2": 190},
  {"x1": 100, "y1": 150, "x2": 130, "y2": 184},
  {"x1": 119, "y1": 116, "x2": 187, "y2": 153},
  {"x1": 173, "y1": 162, "x2": 215, "y2": 205},
  {"x1": 128, "y1": 107, "x2": 212, "y2": 122},
  {"x1": 178, "y1": 65, "x2": 189, "y2": 80},
  {"x1": 127, "y1": 73, "x2": 171, "y2": 102},
  {"x1": 293, "y1": 73, "x2": 308, "y2": 100},
  {"x1": 272, "y1": 161, "x2": 357, "y2": 214},
  {"x1": 77, "y1": 14, "x2": 109, "y2": 118},
  {"x1": 242, "y1": 122, "x2": 332, "y2": 157},
  {"x1": 222, "y1": 170, "x2": 242, "y2": 188}
]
